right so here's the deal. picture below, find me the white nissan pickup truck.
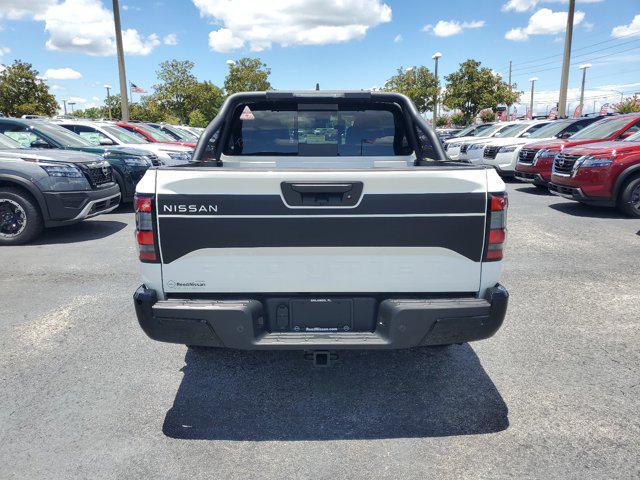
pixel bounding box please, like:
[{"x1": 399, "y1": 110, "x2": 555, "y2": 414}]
[{"x1": 133, "y1": 91, "x2": 509, "y2": 356}]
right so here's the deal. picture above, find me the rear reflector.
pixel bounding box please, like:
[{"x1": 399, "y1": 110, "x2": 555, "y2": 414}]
[
  {"x1": 484, "y1": 193, "x2": 507, "y2": 262},
  {"x1": 134, "y1": 194, "x2": 158, "y2": 263}
]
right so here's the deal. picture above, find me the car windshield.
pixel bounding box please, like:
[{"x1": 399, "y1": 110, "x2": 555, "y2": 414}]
[
  {"x1": 453, "y1": 125, "x2": 479, "y2": 137},
  {"x1": 481, "y1": 124, "x2": 509, "y2": 137},
  {"x1": 136, "y1": 124, "x2": 176, "y2": 142},
  {"x1": 624, "y1": 131, "x2": 640, "y2": 142},
  {"x1": 102, "y1": 125, "x2": 149, "y2": 144},
  {"x1": 32, "y1": 122, "x2": 94, "y2": 147},
  {"x1": 165, "y1": 125, "x2": 198, "y2": 141},
  {"x1": 569, "y1": 117, "x2": 635, "y2": 140},
  {"x1": 527, "y1": 121, "x2": 572, "y2": 139},
  {"x1": 494, "y1": 123, "x2": 528, "y2": 138},
  {"x1": 0, "y1": 133, "x2": 22, "y2": 149}
]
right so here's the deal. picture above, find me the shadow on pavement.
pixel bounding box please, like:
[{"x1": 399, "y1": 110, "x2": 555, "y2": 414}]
[
  {"x1": 549, "y1": 202, "x2": 628, "y2": 219},
  {"x1": 513, "y1": 185, "x2": 550, "y2": 196},
  {"x1": 163, "y1": 344, "x2": 509, "y2": 441},
  {"x1": 33, "y1": 219, "x2": 127, "y2": 244}
]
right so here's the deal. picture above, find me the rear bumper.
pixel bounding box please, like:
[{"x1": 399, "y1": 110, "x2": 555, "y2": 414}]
[
  {"x1": 548, "y1": 182, "x2": 615, "y2": 206},
  {"x1": 133, "y1": 285, "x2": 509, "y2": 350}
]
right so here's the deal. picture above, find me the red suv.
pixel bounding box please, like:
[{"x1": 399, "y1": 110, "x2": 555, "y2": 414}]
[
  {"x1": 116, "y1": 121, "x2": 196, "y2": 148},
  {"x1": 515, "y1": 114, "x2": 640, "y2": 189},
  {"x1": 548, "y1": 130, "x2": 640, "y2": 217}
]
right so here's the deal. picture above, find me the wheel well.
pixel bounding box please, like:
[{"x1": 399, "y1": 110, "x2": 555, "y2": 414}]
[
  {"x1": 617, "y1": 171, "x2": 640, "y2": 202},
  {"x1": 0, "y1": 180, "x2": 44, "y2": 215}
]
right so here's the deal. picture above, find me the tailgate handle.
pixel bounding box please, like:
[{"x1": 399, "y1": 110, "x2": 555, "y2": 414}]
[{"x1": 281, "y1": 181, "x2": 363, "y2": 207}]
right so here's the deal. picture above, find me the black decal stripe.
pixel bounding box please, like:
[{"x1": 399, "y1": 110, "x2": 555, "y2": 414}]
[
  {"x1": 159, "y1": 216, "x2": 485, "y2": 264},
  {"x1": 157, "y1": 193, "x2": 486, "y2": 216}
]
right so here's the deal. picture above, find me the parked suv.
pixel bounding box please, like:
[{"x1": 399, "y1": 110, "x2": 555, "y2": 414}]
[
  {"x1": 116, "y1": 121, "x2": 196, "y2": 148},
  {"x1": 0, "y1": 118, "x2": 155, "y2": 203},
  {"x1": 55, "y1": 120, "x2": 193, "y2": 166},
  {"x1": 515, "y1": 114, "x2": 640, "y2": 189},
  {"x1": 549, "y1": 130, "x2": 640, "y2": 217},
  {"x1": 0, "y1": 133, "x2": 120, "y2": 244}
]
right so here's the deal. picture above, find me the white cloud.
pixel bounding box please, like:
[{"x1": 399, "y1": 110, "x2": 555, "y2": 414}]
[
  {"x1": 394, "y1": 34, "x2": 402, "y2": 43},
  {"x1": 194, "y1": 0, "x2": 392, "y2": 52},
  {"x1": 504, "y1": 8, "x2": 585, "y2": 41},
  {"x1": 163, "y1": 33, "x2": 178, "y2": 45},
  {"x1": 0, "y1": 45, "x2": 9, "y2": 56},
  {"x1": 502, "y1": 0, "x2": 603, "y2": 12},
  {"x1": 42, "y1": 0, "x2": 161, "y2": 56},
  {"x1": 43, "y1": 67, "x2": 82, "y2": 80},
  {"x1": 424, "y1": 19, "x2": 485, "y2": 37},
  {"x1": 0, "y1": 0, "x2": 56, "y2": 20},
  {"x1": 50, "y1": 84, "x2": 65, "y2": 91},
  {"x1": 502, "y1": 0, "x2": 539, "y2": 12},
  {"x1": 68, "y1": 96, "x2": 87, "y2": 103},
  {"x1": 611, "y1": 14, "x2": 640, "y2": 38}
]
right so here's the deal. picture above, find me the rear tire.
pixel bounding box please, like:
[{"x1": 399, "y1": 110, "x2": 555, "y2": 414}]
[
  {"x1": 617, "y1": 176, "x2": 640, "y2": 218},
  {"x1": 534, "y1": 184, "x2": 548, "y2": 191},
  {"x1": 0, "y1": 188, "x2": 44, "y2": 245}
]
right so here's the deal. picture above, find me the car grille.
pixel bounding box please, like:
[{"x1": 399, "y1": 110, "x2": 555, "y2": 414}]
[
  {"x1": 484, "y1": 145, "x2": 501, "y2": 159},
  {"x1": 460, "y1": 144, "x2": 469, "y2": 154},
  {"x1": 518, "y1": 148, "x2": 538, "y2": 164},
  {"x1": 554, "y1": 153, "x2": 582, "y2": 175},
  {"x1": 78, "y1": 163, "x2": 113, "y2": 188}
]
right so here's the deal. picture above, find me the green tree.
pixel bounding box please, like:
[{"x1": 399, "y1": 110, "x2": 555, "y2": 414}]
[
  {"x1": 153, "y1": 59, "x2": 199, "y2": 123},
  {"x1": 383, "y1": 66, "x2": 437, "y2": 113},
  {"x1": 479, "y1": 109, "x2": 496, "y2": 123},
  {"x1": 188, "y1": 109, "x2": 208, "y2": 127},
  {"x1": 0, "y1": 60, "x2": 58, "y2": 117},
  {"x1": 615, "y1": 96, "x2": 640, "y2": 114},
  {"x1": 190, "y1": 81, "x2": 224, "y2": 121},
  {"x1": 443, "y1": 59, "x2": 520, "y2": 124},
  {"x1": 224, "y1": 57, "x2": 272, "y2": 95}
]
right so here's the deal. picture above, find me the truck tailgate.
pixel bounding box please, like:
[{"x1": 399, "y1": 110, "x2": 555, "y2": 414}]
[{"x1": 155, "y1": 168, "x2": 488, "y2": 294}]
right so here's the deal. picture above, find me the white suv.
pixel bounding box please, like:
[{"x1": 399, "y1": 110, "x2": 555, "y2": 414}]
[{"x1": 55, "y1": 120, "x2": 194, "y2": 166}]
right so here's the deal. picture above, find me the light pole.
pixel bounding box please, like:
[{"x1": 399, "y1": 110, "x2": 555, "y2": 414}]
[
  {"x1": 432, "y1": 52, "x2": 442, "y2": 125},
  {"x1": 104, "y1": 84, "x2": 112, "y2": 120},
  {"x1": 578, "y1": 63, "x2": 591, "y2": 117},
  {"x1": 610, "y1": 90, "x2": 625, "y2": 103},
  {"x1": 558, "y1": 0, "x2": 576, "y2": 118},
  {"x1": 112, "y1": 0, "x2": 130, "y2": 121},
  {"x1": 529, "y1": 77, "x2": 538, "y2": 119},
  {"x1": 68, "y1": 102, "x2": 76, "y2": 114},
  {"x1": 62, "y1": 99, "x2": 68, "y2": 116}
]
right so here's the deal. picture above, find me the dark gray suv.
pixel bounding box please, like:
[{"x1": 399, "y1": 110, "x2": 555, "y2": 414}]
[{"x1": 0, "y1": 133, "x2": 120, "y2": 244}]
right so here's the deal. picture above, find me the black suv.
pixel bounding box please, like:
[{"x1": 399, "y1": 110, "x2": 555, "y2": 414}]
[
  {"x1": 0, "y1": 133, "x2": 120, "y2": 244},
  {"x1": 0, "y1": 118, "x2": 157, "y2": 203}
]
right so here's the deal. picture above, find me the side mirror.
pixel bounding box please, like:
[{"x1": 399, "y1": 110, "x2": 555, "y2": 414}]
[
  {"x1": 521, "y1": 132, "x2": 531, "y2": 138},
  {"x1": 30, "y1": 139, "x2": 51, "y2": 149},
  {"x1": 99, "y1": 138, "x2": 115, "y2": 146},
  {"x1": 559, "y1": 132, "x2": 572, "y2": 139}
]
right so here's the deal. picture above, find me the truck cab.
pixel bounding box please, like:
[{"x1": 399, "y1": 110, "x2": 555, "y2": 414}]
[{"x1": 133, "y1": 91, "x2": 509, "y2": 352}]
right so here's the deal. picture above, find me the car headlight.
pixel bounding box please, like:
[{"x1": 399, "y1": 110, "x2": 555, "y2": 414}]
[
  {"x1": 576, "y1": 155, "x2": 614, "y2": 168},
  {"x1": 123, "y1": 156, "x2": 152, "y2": 167},
  {"x1": 447, "y1": 142, "x2": 460, "y2": 149},
  {"x1": 468, "y1": 143, "x2": 484, "y2": 150},
  {"x1": 499, "y1": 145, "x2": 518, "y2": 153},
  {"x1": 39, "y1": 163, "x2": 84, "y2": 178},
  {"x1": 163, "y1": 150, "x2": 192, "y2": 161}
]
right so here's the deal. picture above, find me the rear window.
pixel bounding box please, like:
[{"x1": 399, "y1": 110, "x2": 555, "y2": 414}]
[{"x1": 223, "y1": 102, "x2": 412, "y2": 157}]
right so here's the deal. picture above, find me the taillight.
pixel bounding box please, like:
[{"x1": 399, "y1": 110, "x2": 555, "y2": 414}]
[
  {"x1": 134, "y1": 193, "x2": 158, "y2": 263},
  {"x1": 484, "y1": 192, "x2": 508, "y2": 262}
]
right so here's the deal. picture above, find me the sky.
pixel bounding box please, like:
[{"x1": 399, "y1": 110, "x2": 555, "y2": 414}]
[{"x1": 0, "y1": 0, "x2": 639, "y2": 116}]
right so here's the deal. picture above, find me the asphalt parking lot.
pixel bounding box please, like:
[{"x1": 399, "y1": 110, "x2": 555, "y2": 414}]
[{"x1": 1, "y1": 181, "x2": 639, "y2": 479}]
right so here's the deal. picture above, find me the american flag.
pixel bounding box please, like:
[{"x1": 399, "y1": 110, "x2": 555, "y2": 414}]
[{"x1": 130, "y1": 83, "x2": 147, "y2": 93}]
